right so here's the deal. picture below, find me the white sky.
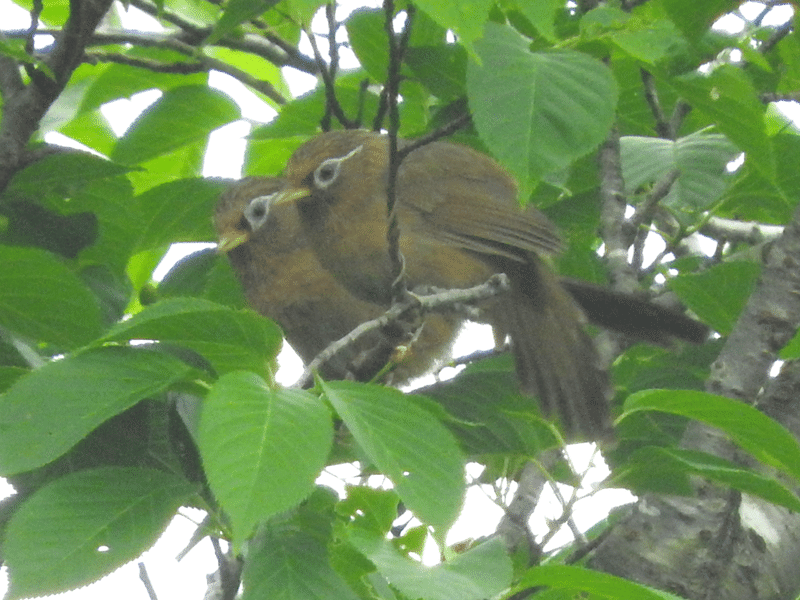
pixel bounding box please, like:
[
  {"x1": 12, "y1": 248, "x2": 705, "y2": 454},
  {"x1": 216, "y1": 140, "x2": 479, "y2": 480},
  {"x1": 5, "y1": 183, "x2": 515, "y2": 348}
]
[{"x1": 4, "y1": 1, "x2": 794, "y2": 599}]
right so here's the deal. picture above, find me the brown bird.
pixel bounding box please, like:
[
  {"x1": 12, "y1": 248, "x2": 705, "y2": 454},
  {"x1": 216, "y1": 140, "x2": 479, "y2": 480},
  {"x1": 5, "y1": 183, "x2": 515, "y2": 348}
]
[
  {"x1": 271, "y1": 130, "x2": 708, "y2": 439},
  {"x1": 214, "y1": 176, "x2": 459, "y2": 382}
]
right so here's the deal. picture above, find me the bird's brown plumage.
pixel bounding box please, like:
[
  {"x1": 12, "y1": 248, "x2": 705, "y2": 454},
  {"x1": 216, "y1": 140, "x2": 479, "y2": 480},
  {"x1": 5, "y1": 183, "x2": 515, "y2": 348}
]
[
  {"x1": 214, "y1": 176, "x2": 459, "y2": 382},
  {"x1": 275, "y1": 130, "x2": 708, "y2": 439},
  {"x1": 275, "y1": 130, "x2": 611, "y2": 438}
]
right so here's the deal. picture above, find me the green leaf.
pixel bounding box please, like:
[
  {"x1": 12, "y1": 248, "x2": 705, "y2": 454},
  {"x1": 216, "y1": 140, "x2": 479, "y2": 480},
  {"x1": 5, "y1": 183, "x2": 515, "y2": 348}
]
[
  {"x1": 613, "y1": 446, "x2": 800, "y2": 512},
  {"x1": 242, "y1": 506, "x2": 359, "y2": 600},
  {"x1": 100, "y1": 298, "x2": 282, "y2": 376},
  {"x1": 321, "y1": 380, "x2": 465, "y2": 535},
  {"x1": 620, "y1": 132, "x2": 738, "y2": 212},
  {"x1": 412, "y1": 0, "x2": 494, "y2": 57},
  {"x1": 468, "y1": 23, "x2": 617, "y2": 194},
  {"x1": 663, "y1": 0, "x2": 741, "y2": 42},
  {"x1": 5, "y1": 151, "x2": 139, "y2": 275},
  {"x1": 285, "y1": 0, "x2": 325, "y2": 25},
  {"x1": 112, "y1": 85, "x2": 240, "y2": 165},
  {"x1": 199, "y1": 372, "x2": 333, "y2": 544},
  {"x1": 127, "y1": 141, "x2": 207, "y2": 194},
  {"x1": 669, "y1": 261, "x2": 760, "y2": 336},
  {"x1": 133, "y1": 178, "x2": 230, "y2": 252},
  {"x1": 79, "y1": 49, "x2": 208, "y2": 113},
  {"x1": 611, "y1": 18, "x2": 686, "y2": 66},
  {"x1": 778, "y1": 323, "x2": 800, "y2": 360},
  {"x1": 6, "y1": 152, "x2": 131, "y2": 194},
  {"x1": 349, "y1": 530, "x2": 512, "y2": 600},
  {"x1": 0, "y1": 347, "x2": 192, "y2": 475},
  {"x1": 420, "y1": 355, "x2": 558, "y2": 457},
  {"x1": 208, "y1": 0, "x2": 281, "y2": 43},
  {"x1": 406, "y1": 44, "x2": 467, "y2": 102},
  {"x1": 4, "y1": 467, "x2": 194, "y2": 599},
  {"x1": 672, "y1": 66, "x2": 773, "y2": 180},
  {"x1": 338, "y1": 486, "x2": 400, "y2": 535},
  {"x1": 513, "y1": 0, "x2": 562, "y2": 42},
  {"x1": 620, "y1": 389, "x2": 800, "y2": 484},
  {"x1": 346, "y1": 8, "x2": 390, "y2": 82},
  {"x1": 0, "y1": 246, "x2": 102, "y2": 348},
  {"x1": 516, "y1": 564, "x2": 683, "y2": 599}
]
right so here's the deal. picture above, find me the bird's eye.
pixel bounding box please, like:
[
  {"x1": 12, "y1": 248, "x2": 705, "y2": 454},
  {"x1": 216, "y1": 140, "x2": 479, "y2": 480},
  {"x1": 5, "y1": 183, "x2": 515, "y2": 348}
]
[
  {"x1": 313, "y1": 146, "x2": 363, "y2": 190},
  {"x1": 243, "y1": 195, "x2": 272, "y2": 231},
  {"x1": 314, "y1": 159, "x2": 340, "y2": 188}
]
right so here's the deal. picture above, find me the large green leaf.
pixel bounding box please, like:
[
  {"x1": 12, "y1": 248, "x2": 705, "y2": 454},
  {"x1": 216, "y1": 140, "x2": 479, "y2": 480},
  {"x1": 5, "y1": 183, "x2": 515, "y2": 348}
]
[
  {"x1": 0, "y1": 246, "x2": 102, "y2": 348},
  {"x1": 669, "y1": 261, "x2": 761, "y2": 336},
  {"x1": 321, "y1": 380, "x2": 465, "y2": 536},
  {"x1": 133, "y1": 178, "x2": 230, "y2": 252},
  {"x1": 613, "y1": 446, "x2": 800, "y2": 512},
  {"x1": 672, "y1": 66, "x2": 773, "y2": 180},
  {"x1": 620, "y1": 389, "x2": 800, "y2": 485},
  {"x1": 0, "y1": 347, "x2": 192, "y2": 475},
  {"x1": 412, "y1": 0, "x2": 494, "y2": 57},
  {"x1": 468, "y1": 23, "x2": 617, "y2": 195},
  {"x1": 198, "y1": 372, "x2": 333, "y2": 544},
  {"x1": 100, "y1": 298, "x2": 282, "y2": 376},
  {"x1": 112, "y1": 85, "x2": 240, "y2": 165},
  {"x1": 242, "y1": 497, "x2": 359, "y2": 600},
  {"x1": 349, "y1": 529, "x2": 512, "y2": 600},
  {"x1": 663, "y1": 0, "x2": 741, "y2": 42},
  {"x1": 346, "y1": 8, "x2": 390, "y2": 82},
  {"x1": 4, "y1": 467, "x2": 194, "y2": 599},
  {"x1": 620, "y1": 132, "x2": 738, "y2": 212},
  {"x1": 515, "y1": 564, "x2": 683, "y2": 599}
]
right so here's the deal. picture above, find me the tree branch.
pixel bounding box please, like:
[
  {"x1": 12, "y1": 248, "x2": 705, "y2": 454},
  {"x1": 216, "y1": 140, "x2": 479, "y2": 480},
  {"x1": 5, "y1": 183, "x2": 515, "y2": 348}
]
[
  {"x1": 0, "y1": 0, "x2": 115, "y2": 194},
  {"x1": 299, "y1": 274, "x2": 511, "y2": 388},
  {"x1": 89, "y1": 49, "x2": 286, "y2": 104}
]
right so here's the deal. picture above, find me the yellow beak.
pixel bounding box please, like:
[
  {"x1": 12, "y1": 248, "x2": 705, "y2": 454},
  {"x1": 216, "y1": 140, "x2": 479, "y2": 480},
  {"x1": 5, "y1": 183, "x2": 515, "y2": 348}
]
[
  {"x1": 216, "y1": 230, "x2": 250, "y2": 254},
  {"x1": 271, "y1": 186, "x2": 312, "y2": 205}
]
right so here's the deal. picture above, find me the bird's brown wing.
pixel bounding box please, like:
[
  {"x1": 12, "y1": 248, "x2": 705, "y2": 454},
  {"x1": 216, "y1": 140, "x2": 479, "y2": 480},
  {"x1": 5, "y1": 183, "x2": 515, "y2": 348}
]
[{"x1": 397, "y1": 140, "x2": 562, "y2": 259}]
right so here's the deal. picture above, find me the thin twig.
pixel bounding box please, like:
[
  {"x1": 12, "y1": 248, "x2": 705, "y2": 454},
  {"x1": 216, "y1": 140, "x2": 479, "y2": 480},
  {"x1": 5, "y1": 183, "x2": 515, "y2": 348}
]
[
  {"x1": 127, "y1": 0, "x2": 207, "y2": 38},
  {"x1": 629, "y1": 169, "x2": 681, "y2": 271},
  {"x1": 668, "y1": 100, "x2": 692, "y2": 135},
  {"x1": 396, "y1": 112, "x2": 471, "y2": 161},
  {"x1": 89, "y1": 50, "x2": 286, "y2": 104},
  {"x1": 761, "y1": 19, "x2": 793, "y2": 54},
  {"x1": 2, "y1": 27, "x2": 320, "y2": 74},
  {"x1": 299, "y1": 274, "x2": 511, "y2": 387},
  {"x1": 321, "y1": 2, "x2": 339, "y2": 131},
  {"x1": 641, "y1": 69, "x2": 671, "y2": 139},
  {"x1": 383, "y1": 1, "x2": 415, "y2": 303},
  {"x1": 138, "y1": 563, "x2": 159, "y2": 600},
  {"x1": 306, "y1": 23, "x2": 356, "y2": 129},
  {"x1": 25, "y1": 0, "x2": 43, "y2": 56}
]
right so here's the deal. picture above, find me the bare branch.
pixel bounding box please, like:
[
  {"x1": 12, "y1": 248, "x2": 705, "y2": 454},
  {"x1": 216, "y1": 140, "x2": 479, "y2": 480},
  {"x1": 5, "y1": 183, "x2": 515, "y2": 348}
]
[
  {"x1": 0, "y1": 0, "x2": 115, "y2": 194},
  {"x1": 89, "y1": 49, "x2": 286, "y2": 104},
  {"x1": 700, "y1": 216, "x2": 784, "y2": 245},
  {"x1": 306, "y1": 23, "x2": 357, "y2": 129},
  {"x1": 396, "y1": 112, "x2": 472, "y2": 162},
  {"x1": 383, "y1": 1, "x2": 415, "y2": 303},
  {"x1": 641, "y1": 69, "x2": 672, "y2": 139},
  {"x1": 138, "y1": 563, "x2": 159, "y2": 600},
  {"x1": 299, "y1": 274, "x2": 512, "y2": 388},
  {"x1": 598, "y1": 126, "x2": 639, "y2": 293}
]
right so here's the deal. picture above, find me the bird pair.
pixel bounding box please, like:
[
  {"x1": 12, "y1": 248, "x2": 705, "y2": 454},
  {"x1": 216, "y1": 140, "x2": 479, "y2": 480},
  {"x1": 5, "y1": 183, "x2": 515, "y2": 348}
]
[{"x1": 215, "y1": 130, "x2": 708, "y2": 439}]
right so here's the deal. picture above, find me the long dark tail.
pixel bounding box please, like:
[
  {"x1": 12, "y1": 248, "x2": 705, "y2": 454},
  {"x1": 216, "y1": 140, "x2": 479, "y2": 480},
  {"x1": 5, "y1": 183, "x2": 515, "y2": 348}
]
[
  {"x1": 496, "y1": 258, "x2": 612, "y2": 440},
  {"x1": 561, "y1": 278, "x2": 709, "y2": 345}
]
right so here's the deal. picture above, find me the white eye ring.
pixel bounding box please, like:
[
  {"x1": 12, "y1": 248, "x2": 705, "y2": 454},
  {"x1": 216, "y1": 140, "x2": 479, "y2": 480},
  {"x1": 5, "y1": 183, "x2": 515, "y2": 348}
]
[
  {"x1": 243, "y1": 194, "x2": 273, "y2": 231},
  {"x1": 313, "y1": 145, "x2": 363, "y2": 189}
]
